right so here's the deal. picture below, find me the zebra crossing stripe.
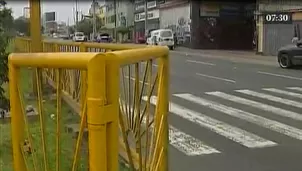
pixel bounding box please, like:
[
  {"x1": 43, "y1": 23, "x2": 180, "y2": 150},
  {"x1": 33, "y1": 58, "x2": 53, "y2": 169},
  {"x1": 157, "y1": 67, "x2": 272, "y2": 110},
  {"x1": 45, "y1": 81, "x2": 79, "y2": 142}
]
[
  {"x1": 168, "y1": 126, "x2": 220, "y2": 155},
  {"x1": 175, "y1": 93, "x2": 302, "y2": 141},
  {"x1": 263, "y1": 88, "x2": 302, "y2": 99},
  {"x1": 206, "y1": 91, "x2": 302, "y2": 121},
  {"x1": 121, "y1": 102, "x2": 220, "y2": 156},
  {"x1": 235, "y1": 89, "x2": 302, "y2": 109},
  {"x1": 287, "y1": 87, "x2": 302, "y2": 92},
  {"x1": 142, "y1": 96, "x2": 276, "y2": 149},
  {"x1": 142, "y1": 116, "x2": 220, "y2": 156}
]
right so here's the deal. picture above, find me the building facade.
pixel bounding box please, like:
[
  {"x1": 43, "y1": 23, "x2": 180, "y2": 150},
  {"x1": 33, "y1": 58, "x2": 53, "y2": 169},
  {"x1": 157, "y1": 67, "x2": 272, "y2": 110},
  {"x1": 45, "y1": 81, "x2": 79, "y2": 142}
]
[
  {"x1": 98, "y1": 5, "x2": 106, "y2": 27},
  {"x1": 256, "y1": 0, "x2": 302, "y2": 55},
  {"x1": 134, "y1": 0, "x2": 160, "y2": 43},
  {"x1": 104, "y1": 0, "x2": 134, "y2": 41},
  {"x1": 190, "y1": 1, "x2": 255, "y2": 50},
  {"x1": 159, "y1": 0, "x2": 191, "y2": 46},
  {"x1": 88, "y1": 1, "x2": 106, "y2": 27},
  {"x1": 104, "y1": 0, "x2": 116, "y2": 31}
]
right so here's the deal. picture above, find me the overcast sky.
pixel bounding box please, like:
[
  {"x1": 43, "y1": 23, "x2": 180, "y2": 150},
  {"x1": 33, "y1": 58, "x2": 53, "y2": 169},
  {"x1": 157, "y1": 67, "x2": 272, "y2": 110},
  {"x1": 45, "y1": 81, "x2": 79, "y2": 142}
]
[{"x1": 6, "y1": 1, "x2": 97, "y2": 25}]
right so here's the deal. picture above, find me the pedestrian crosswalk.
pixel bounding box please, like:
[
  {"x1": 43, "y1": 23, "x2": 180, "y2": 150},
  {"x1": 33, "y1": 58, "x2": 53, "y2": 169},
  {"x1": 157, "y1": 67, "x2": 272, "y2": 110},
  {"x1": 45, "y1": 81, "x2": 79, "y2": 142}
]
[{"x1": 141, "y1": 87, "x2": 302, "y2": 156}]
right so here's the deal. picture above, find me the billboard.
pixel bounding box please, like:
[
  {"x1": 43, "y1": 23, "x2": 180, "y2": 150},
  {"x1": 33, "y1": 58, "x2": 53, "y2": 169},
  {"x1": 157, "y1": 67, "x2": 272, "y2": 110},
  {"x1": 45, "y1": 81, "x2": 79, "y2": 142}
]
[{"x1": 45, "y1": 12, "x2": 56, "y2": 22}]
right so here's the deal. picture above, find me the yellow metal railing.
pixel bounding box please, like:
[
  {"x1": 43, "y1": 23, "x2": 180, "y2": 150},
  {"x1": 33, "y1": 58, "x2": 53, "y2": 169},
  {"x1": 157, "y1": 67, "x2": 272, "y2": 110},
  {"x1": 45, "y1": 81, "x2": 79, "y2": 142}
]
[{"x1": 10, "y1": 37, "x2": 169, "y2": 171}]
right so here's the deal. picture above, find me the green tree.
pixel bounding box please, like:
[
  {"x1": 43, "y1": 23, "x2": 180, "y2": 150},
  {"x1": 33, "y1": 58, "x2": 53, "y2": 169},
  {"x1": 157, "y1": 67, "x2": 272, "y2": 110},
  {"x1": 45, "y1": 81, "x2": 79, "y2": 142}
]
[
  {"x1": 13, "y1": 16, "x2": 30, "y2": 36},
  {"x1": 68, "y1": 25, "x2": 75, "y2": 34},
  {"x1": 96, "y1": 17, "x2": 103, "y2": 31},
  {"x1": 77, "y1": 18, "x2": 93, "y2": 36},
  {"x1": 0, "y1": 0, "x2": 13, "y2": 110},
  {"x1": 117, "y1": 26, "x2": 131, "y2": 42}
]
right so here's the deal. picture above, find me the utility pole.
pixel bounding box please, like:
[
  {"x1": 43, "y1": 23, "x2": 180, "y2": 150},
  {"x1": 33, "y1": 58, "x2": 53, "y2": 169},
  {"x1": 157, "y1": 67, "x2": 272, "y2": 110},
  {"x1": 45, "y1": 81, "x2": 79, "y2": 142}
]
[
  {"x1": 114, "y1": 0, "x2": 117, "y2": 42},
  {"x1": 72, "y1": 7, "x2": 76, "y2": 27},
  {"x1": 75, "y1": 0, "x2": 79, "y2": 31},
  {"x1": 67, "y1": 17, "x2": 70, "y2": 35},
  {"x1": 92, "y1": 0, "x2": 97, "y2": 40},
  {"x1": 144, "y1": 0, "x2": 148, "y2": 37}
]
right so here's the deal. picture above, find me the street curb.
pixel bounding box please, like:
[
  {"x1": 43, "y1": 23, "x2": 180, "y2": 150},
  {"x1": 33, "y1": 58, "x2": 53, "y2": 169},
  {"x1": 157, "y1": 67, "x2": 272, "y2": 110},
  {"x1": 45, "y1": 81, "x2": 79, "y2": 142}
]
[
  {"x1": 172, "y1": 50, "x2": 275, "y2": 60},
  {"x1": 171, "y1": 50, "x2": 277, "y2": 66}
]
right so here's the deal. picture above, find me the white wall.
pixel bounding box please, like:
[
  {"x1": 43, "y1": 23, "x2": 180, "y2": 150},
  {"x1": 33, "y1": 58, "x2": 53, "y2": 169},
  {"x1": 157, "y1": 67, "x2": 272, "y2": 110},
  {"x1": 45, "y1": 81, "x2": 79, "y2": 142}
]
[
  {"x1": 159, "y1": 4, "x2": 190, "y2": 29},
  {"x1": 159, "y1": 4, "x2": 191, "y2": 45},
  {"x1": 105, "y1": 0, "x2": 134, "y2": 29}
]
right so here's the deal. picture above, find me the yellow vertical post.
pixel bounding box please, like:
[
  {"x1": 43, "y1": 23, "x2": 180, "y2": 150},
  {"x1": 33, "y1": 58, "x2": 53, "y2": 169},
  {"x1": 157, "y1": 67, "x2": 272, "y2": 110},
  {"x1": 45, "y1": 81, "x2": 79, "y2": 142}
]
[
  {"x1": 105, "y1": 60, "x2": 119, "y2": 171},
  {"x1": 79, "y1": 44, "x2": 87, "y2": 120},
  {"x1": 86, "y1": 55, "x2": 119, "y2": 171},
  {"x1": 29, "y1": 0, "x2": 42, "y2": 95},
  {"x1": 78, "y1": 44, "x2": 86, "y2": 102},
  {"x1": 156, "y1": 53, "x2": 169, "y2": 171},
  {"x1": 9, "y1": 62, "x2": 26, "y2": 171}
]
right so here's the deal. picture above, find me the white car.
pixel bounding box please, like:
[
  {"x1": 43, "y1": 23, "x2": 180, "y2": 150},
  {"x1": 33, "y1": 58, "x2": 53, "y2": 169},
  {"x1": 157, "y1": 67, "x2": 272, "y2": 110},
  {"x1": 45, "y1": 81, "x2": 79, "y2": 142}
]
[
  {"x1": 146, "y1": 29, "x2": 175, "y2": 50},
  {"x1": 73, "y1": 32, "x2": 86, "y2": 42}
]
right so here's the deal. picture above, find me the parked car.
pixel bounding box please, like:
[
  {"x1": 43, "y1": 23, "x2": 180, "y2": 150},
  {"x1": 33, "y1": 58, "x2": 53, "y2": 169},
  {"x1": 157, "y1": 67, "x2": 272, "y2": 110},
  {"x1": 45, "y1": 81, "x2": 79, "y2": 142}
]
[
  {"x1": 96, "y1": 33, "x2": 112, "y2": 43},
  {"x1": 73, "y1": 32, "x2": 87, "y2": 42}
]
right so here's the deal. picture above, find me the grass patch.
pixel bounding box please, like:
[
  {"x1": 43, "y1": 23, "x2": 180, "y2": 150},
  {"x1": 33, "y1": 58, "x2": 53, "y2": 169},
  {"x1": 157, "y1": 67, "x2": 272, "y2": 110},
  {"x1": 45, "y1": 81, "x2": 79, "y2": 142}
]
[
  {"x1": 1, "y1": 68, "x2": 88, "y2": 171},
  {"x1": 0, "y1": 42, "x2": 130, "y2": 171}
]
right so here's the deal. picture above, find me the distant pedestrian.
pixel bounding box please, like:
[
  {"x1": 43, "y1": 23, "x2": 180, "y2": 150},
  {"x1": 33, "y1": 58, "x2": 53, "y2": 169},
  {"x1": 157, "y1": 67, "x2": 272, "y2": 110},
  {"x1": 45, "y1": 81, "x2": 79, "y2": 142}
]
[{"x1": 173, "y1": 33, "x2": 177, "y2": 47}]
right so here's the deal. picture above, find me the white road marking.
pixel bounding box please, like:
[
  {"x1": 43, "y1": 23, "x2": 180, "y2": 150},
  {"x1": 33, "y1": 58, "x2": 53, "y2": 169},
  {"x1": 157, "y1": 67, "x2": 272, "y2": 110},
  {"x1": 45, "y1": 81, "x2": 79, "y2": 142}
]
[
  {"x1": 121, "y1": 102, "x2": 220, "y2": 156},
  {"x1": 236, "y1": 89, "x2": 302, "y2": 109},
  {"x1": 142, "y1": 96, "x2": 275, "y2": 148},
  {"x1": 124, "y1": 76, "x2": 149, "y2": 85},
  {"x1": 263, "y1": 88, "x2": 302, "y2": 99},
  {"x1": 258, "y1": 71, "x2": 302, "y2": 81},
  {"x1": 196, "y1": 73, "x2": 236, "y2": 83},
  {"x1": 143, "y1": 116, "x2": 219, "y2": 156},
  {"x1": 186, "y1": 59, "x2": 216, "y2": 66},
  {"x1": 168, "y1": 126, "x2": 220, "y2": 155},
  {"x1": 175, "y1": 93, "x2": 302, "y2": 141},
  {"x1": 287, "y1": 87, "x2": 302, "y2": 92},
  {"x1": 206, "y1": 91, "x2": 302, "y2": 121}
]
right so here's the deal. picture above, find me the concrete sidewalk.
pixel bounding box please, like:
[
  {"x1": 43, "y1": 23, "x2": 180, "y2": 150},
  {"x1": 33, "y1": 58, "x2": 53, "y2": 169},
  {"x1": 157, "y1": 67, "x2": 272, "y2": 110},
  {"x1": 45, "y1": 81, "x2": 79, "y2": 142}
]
[
  {"x1": 173, "y1": 46, "x2": 275, "y2": 60},
  {"x1": 175, "y1": 47, "x2": 275, "y2": 59},
  {"x1": 171, "y1": 46, "x2": 277, "y2": 66}
]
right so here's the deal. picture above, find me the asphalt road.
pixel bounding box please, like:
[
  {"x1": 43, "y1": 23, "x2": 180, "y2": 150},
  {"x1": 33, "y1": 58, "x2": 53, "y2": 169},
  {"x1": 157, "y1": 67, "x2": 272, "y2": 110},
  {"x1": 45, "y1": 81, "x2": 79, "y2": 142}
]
[
  {"x1": 51, "y1": 38, "x2": 302, "y2": 171},
  {"x1": 156, "y1": 51, "x2": 302, "y2": 171}
]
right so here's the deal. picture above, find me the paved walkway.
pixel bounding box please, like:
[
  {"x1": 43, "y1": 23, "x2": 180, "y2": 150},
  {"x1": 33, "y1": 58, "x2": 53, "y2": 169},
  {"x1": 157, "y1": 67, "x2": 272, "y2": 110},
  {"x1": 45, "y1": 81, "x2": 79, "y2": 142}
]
[{"x1": 173, "y1": 47, "x2": 275, "y2": 60}]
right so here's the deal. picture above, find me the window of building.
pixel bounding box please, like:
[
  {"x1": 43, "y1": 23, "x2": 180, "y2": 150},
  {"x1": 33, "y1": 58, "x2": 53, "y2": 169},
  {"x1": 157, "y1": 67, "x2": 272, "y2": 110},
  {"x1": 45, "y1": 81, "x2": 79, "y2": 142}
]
[
  {"x1": 107, "y1": 4, "x2": 114, "y2": 12},
  {"x1": 140, "y1": 13, "x2": 146, "y2": 20},
  {"x1": 135, "y1": 14, "x2": 140, "y2": 21},
  {"x1": 147, "y1": 1, "x2": 156, "y2": 8},
  {"x1": 110, "y1": 15, "x2": 116, "y2": 23},
  {"x1": 148, "y1": 13, "x2": 153, "y2": 18},
  {"x1": 135, "y1": 3, "x2": 145, "y2": 11}
]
